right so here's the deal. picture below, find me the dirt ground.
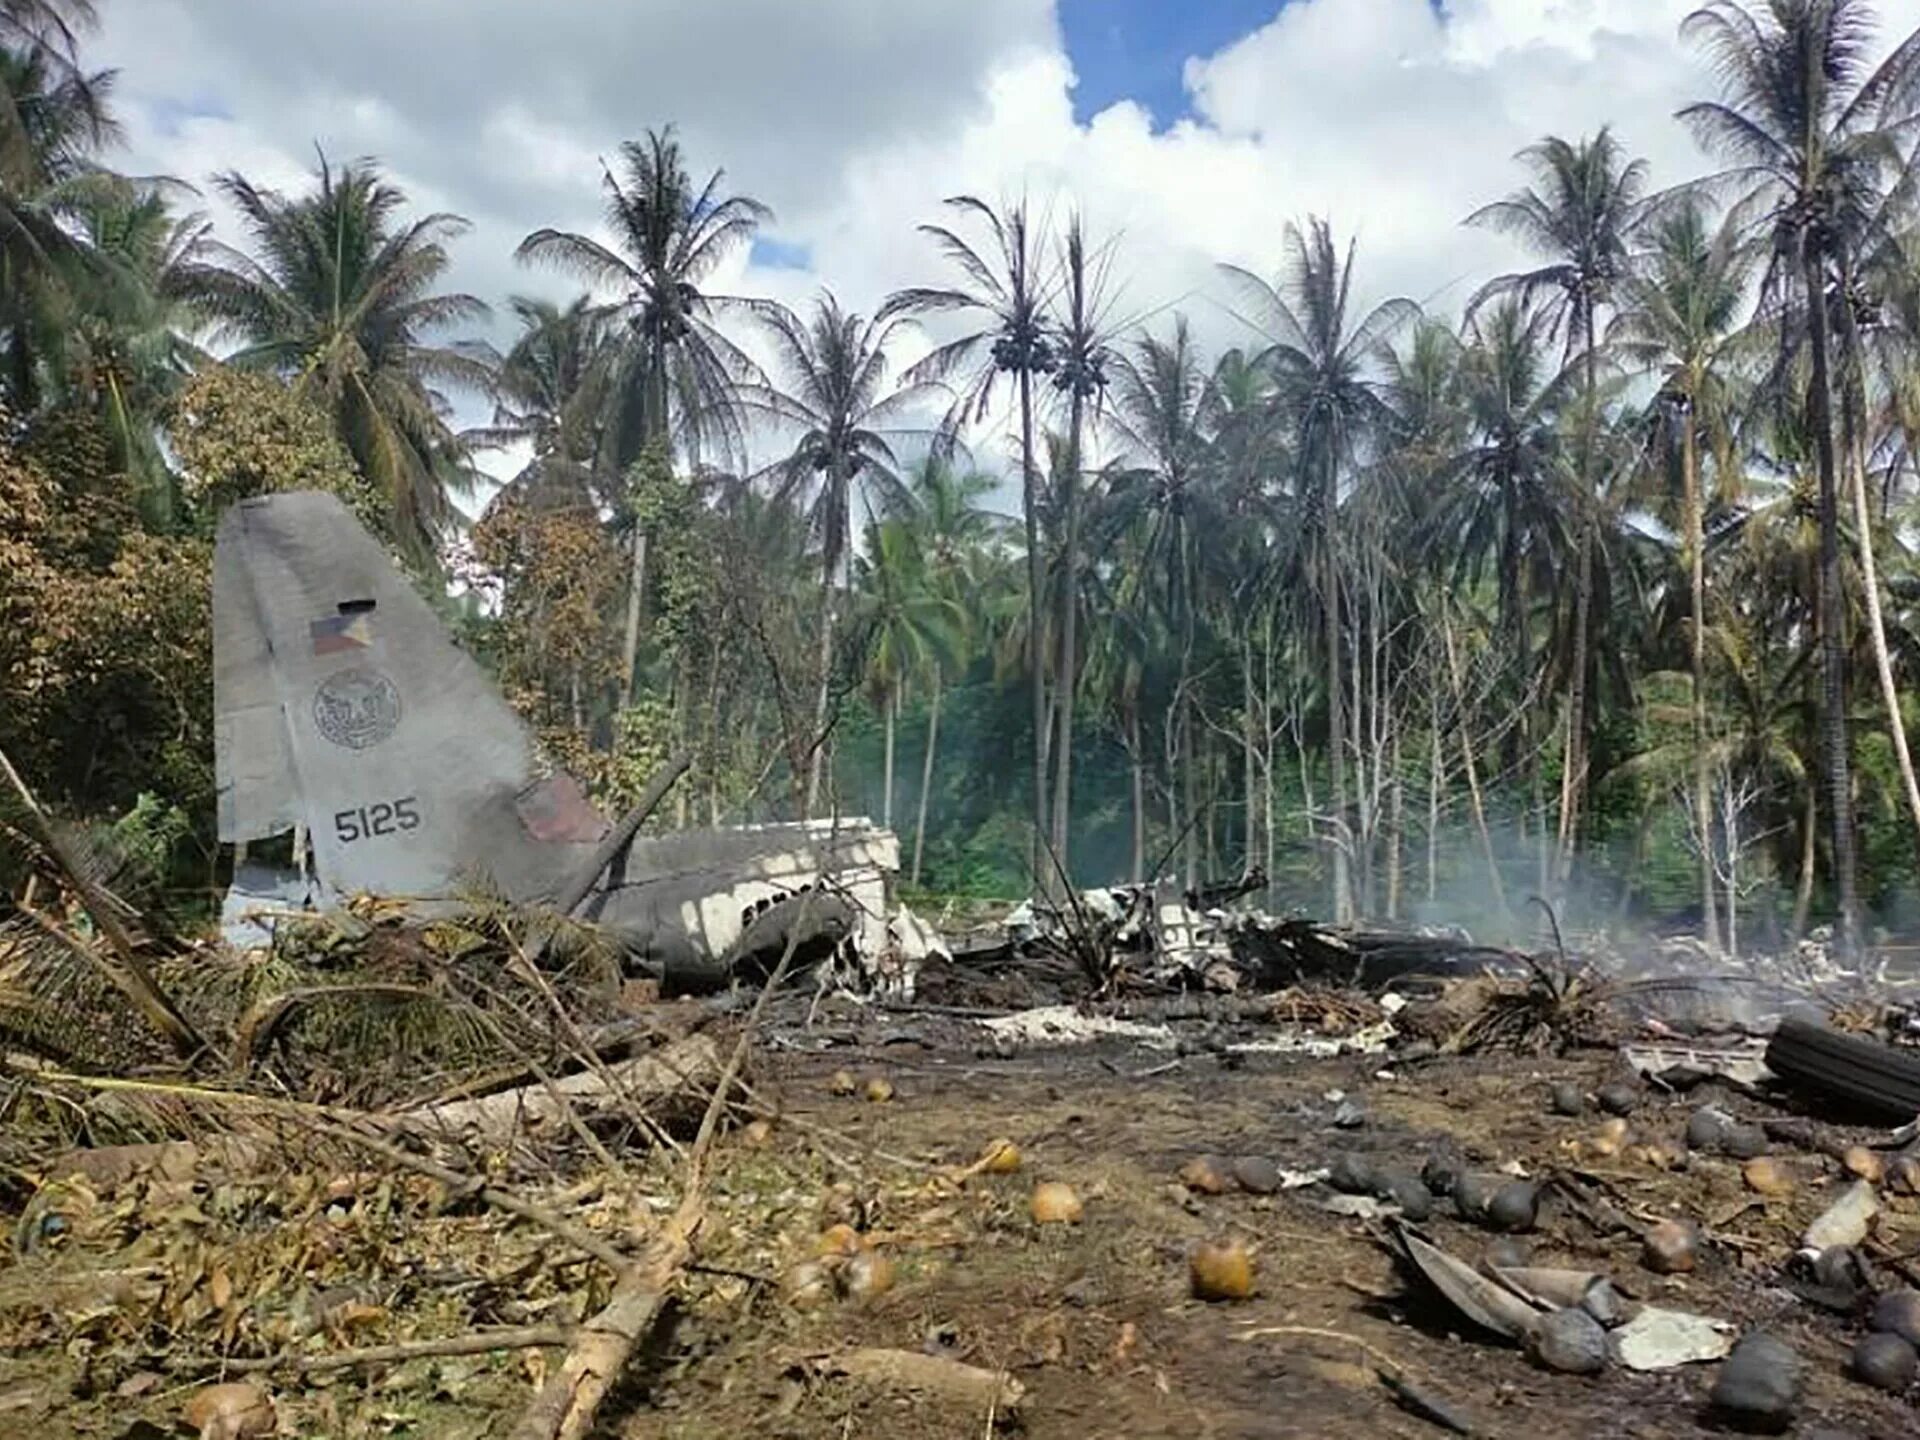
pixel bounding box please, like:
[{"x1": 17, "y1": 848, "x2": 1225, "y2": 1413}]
[{"x1": 6, "y1": 1001, "x2": 1920, "y2": 1439}]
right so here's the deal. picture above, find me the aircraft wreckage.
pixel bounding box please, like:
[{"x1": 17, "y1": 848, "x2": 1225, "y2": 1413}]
[{"x1": 213, "y1": 490, "x2": 898, "y2": 992}]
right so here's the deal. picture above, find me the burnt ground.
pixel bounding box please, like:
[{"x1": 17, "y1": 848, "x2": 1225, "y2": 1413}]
[
  {"x1": 4, "y1": 1000, "x2": 1919, "y2": 1439},
  {"x1": 659, "y1": 1034, "x2": 1917, "y2": 1440}
]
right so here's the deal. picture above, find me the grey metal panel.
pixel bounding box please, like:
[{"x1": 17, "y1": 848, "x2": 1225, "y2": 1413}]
[
  {"x1": 213, "y1": 504, "x2": 301, "y2": 842},
  {"x1": 213, "y1": 491, "x2": 602, "y2": 900}
]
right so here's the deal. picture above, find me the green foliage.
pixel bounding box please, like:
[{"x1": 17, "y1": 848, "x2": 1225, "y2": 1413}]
[
  {"x1": 170, "y1": 154, "x2": 490, "y2": 561},
  {"x1": 168, "y1": 364, "x2": 381, "y2": 529},
  {"x1": 108, "y1": 790, "x2": 193, "y2": 882}
]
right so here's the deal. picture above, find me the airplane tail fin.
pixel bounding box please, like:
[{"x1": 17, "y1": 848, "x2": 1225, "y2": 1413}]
[{"x1": 214, "y1": 491, "x2": 605, "y2": 901}]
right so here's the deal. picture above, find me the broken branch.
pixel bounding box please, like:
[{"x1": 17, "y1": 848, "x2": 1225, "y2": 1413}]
[{"x1": 173, "y1": 1325, "x2": 573, "y2": 1375}]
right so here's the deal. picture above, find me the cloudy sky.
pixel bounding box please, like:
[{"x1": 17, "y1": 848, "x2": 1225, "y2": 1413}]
[{"x1": 85, "y1": 0, "x2": 1920, "y2": 483}]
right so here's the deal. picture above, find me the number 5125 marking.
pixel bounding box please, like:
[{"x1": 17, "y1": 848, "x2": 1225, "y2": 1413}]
[{"x1": 334, "y1": 796, "x2": 420, "y2": 845}]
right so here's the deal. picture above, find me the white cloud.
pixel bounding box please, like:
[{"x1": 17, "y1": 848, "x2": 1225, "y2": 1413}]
[{"x1": 83, "y1": 0, "x2": 1920, "y2": 490}]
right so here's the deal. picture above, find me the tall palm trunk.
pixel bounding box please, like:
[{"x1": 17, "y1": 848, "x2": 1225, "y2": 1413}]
[
  {"x1": 1443, "y1": 604, "x2": 1508, "y2": 917},
  {"x1": 1794, "y1": 781, "x2": 1816, "y2": 939},
  {"x1": 1019, "y1": 366, "x2": 1049, "y2": 887},
  {"x1": 1836, "y1": 284, "x2": 1920, "y2": 862},
  {"x1": 620, "y1": 526, "x2": 648, "y2": 704},
  {"x1": 1426, "y1": 686, "x2": 1444, "y2": 905},
  {"x1": 911, "y1": 673, "x2": 942, "y2": 887},
  {"x1": 806, "y1": 578, "x2": 834, "y2": 814},
  {"x1": 1128, "y1": 703, "x2": 1145, "y2": 884},
  {"x1": 1242, "y1": 633, "x2": 1260, "y2": 881},
  {"x1": 1805, "y1": 241, "x2": 1860, "y2": 952},
  {"x1": 1682, "y1": 404, "x2": 1721, "y2": 952},
  {"x1": 804, "y1": 471, "x2": 843, "y2": 816},
  {"x1": 1323, "y1": 492, "x2": 1351, "y2": 921},
  {"x1": 1386, "y1": 719, "x2": 1403, "y2": 920},
  {"x1": 1050, "y1": 386, "x2": 1085, "y2": 882},
  {"x1": 1556, "y1": 302, "x2": 1598, "y2": 883},
  {"x1": 882, "y1": 688, "x2": 896, "y2": 829},
  {"x1": 1182, "y1": 688, "x2": 1199, "y2": 890},
  {"x1": 622, "y1": 348, "x2": 671, "y2": 704}
]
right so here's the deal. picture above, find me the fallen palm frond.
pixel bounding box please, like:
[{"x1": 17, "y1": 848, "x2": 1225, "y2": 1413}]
[
  {"x1": 1268, "y1": 985, "x2": 1385, "y2": 1035},
  {"x1": 1439, "y1": 961, "x2": 1618, "y2": 1055},
  {"x1": 0, "y1": 742, "x2": 203, "y2": 1058}
]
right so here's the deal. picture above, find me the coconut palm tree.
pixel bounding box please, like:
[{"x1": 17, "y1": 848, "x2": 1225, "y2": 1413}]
[
  {"x1": 171, "y1": 155, "x2": 492, "y2": 561},
  {"x1": 1223, "y1": 221, "x2": 1416, "y2": 920},
  {"x1": 899, "y1": 459, "x2": 1004, "y2": 884},
  {"x1": 854, "y1": 514, "x2": 965, "y2": 831},
  {"x1": 1436, "y1": 298, "x2": 1573, "y2": 660},
  {"x1": 1106, "y1": 316, "x2": 1224, "y2": 889},
  {"x1": 884, "y1": 195, "x2": 1056, "y2": 877},
  {"x1": 61, "y1": 179, "x2": 208, "y2": 515},
  {"x1": 516, "y1": 127, "x2": 770, "y2": 695},
  {"x1": 1611, "y1": 200, "x2": 1756, "y2": 949},
  {"x1": 0, "y1": 37, "x2": 119, "y2": 412},
  {"x1": 473, "y1": 294, "x2": 614, "y2": 505},
  {"x1": 0, "y1": 1, "x2": 105, "y2": 195},
  {"x1": 1467, "y1": 127, "x2": 1650, "y2": 875},
  {"x1": 740, "y1": 291, "x2": 932, "y2": 813},
  {"x1": 1044, "y1": 213, "x2": 1117, "y2": 876},
  {"x1": 1677, "y1": 0, "x2": 1920, "y2": 950}
]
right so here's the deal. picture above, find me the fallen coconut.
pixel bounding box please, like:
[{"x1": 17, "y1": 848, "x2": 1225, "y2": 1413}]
[
  {"x1": 183, "y1": 1384, "x2": 276, "y2": 1440},
  {"x1": 1232, "y1": 1155, "x2": 1281, "y2": 1195},
  {"x1": 1871, "y1": 1289, "x2": 1920, "y2": 1346},
  {"x1": 843, "y1": 1249, "x2": 896, "y2": 1301},
  {"x1": 1590, "y1": 1117, "x2": 1631, "y2": 1158},
  {"x1": 1328, "y1": 1152, "x2": 1376, "y2": 1196},
  {"x1": 1486, "y1": 1181, "x2": 1539, "y2": 1234},
  {"x1": 1179, "y1": 1155, "x2": 1232, "y2": 1195},
  {"x1": 1710, "y1": 1332, "x2": 1801, "y2": 1434},
  {"x1": 828, "y1": 1069, "x2": 857, "y2": 1097},
  {"x1": 1842, "y1": 1146, "x2": 1884, "y2": 1184},
  {"x1": 818, "y1": 1222, "x2": 864, "y2": 1258},
  {"x1": 1420, "y1": 1153, "x2": 1460, "y2": 1197},
  {"x1": 1189, "y1": 1239, "x2": 1255, "y2": 1301},
  {"x1": 1380, "y1": 1172, "x2": 1433, "y2": 1222},
  {"x1": 1851, "y1": 1331, "x2": 1916, "y2": 1393},
  {"x1": 1596, "y1": 1082, "x2": 1639, "y2": 1117},
  {"x1": 977, "y1": 1138, "x2": 1022, "y2": 1175},
  {"x1": 1632, "y1": 1139, "x2": 1688, "y2": 1171},
  {"x1": 1686, "y1": 1108, "x2": 1730, "y2": 1152},
  {"x1": 1527, "y1": 1307, "x2": 1609, "y2": 1375},
  {"x1": 1031, "y1": 1181, "x2": 1084, "y2": 1224},
  {"x1": 1742, "y1": 1157, "x2": 1795, "y2": 1197},
  {"x1": 1452, "y1": 1172, "x2": 1502, "y2": 1223},
  {"x1": 783, "y1": 1259, "x2": 836, "y2": 1310},
  {"x1": 1549, "y1": 1081, "x2": 1587, "y2": 1116},
  {"x1": 864, "y1": 1076, "x2": 895, "y2": 1104},
  {"x1": 741, "y1": 1118, "x2": 775, "y2": 1147},
  {"x1": 1887, "y1": 1154, "x2": 1920, "y2": 1195},
  {"x1": 1580, "y1": 1279, "x2": 1625, "y2": 1328},
  {"x1": 1642, "y1": 1219, "x2": 1697, "y2": 1275}
]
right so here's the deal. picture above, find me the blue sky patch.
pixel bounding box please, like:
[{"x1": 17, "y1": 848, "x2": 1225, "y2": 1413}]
[
  {"x1": 750, "y1": 237, "x2": 813, "y2": 271},
  {"x1": 1057, "y1": 0, "x2": 1285, "y2": 129}
]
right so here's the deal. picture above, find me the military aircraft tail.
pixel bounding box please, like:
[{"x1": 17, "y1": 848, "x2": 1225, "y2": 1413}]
[{"x1": 214, "y1": 491, "x2": 605, "y2": 903}]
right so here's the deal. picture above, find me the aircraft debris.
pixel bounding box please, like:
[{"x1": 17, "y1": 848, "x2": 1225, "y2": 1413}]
[
  {"x1": 1609, "y1": 1308, "x2": 1735, "y2": 1371},
  {"x1": 213, "y1": 492, "x2": 901, "y2": 993}
]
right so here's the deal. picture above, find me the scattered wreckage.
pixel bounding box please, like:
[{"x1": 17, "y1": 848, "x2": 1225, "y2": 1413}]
[{"x1": 13, "y1": 488, "x2": 1920, "y2": 1434}]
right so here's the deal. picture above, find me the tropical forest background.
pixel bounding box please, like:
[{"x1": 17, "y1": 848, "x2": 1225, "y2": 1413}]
[{"x1": 8, "y1": 0, "x2": 1920, "y2": 958}]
